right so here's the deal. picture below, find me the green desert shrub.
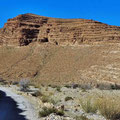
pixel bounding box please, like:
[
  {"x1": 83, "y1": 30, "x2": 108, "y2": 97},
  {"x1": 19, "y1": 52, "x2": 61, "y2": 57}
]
[
  {"x1": 39, "y1": 107, "x2": 64, "y2": 117},
  {"x1": 31, "y1": 91, "x2": 43, "y2": 97},
  {"x1": 76, "y1": 115, "x2": 93, "y2": 120},
  {"x1": 56, "y1": 86, "x2": 61, "y2": 92},
  {"x1": 49, "y1": 85, "x2": 61, "y2": 92},
  {"x1": 65, "y1": 96, "x2": 73, "y2": 101},
  {"x1": 41, "y1": 95, "x2": 56, "y2": 104}
]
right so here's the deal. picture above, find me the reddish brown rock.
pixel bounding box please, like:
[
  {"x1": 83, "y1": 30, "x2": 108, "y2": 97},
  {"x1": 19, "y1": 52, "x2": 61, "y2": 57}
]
[{"x1": 0, "y1": 13, "x2": 120, "y2": 46}]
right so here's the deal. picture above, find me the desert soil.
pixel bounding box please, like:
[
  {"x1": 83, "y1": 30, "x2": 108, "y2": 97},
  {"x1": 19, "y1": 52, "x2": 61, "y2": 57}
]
[{"x1": 0, "y1": 43, "x2": 120, "y2": 86}]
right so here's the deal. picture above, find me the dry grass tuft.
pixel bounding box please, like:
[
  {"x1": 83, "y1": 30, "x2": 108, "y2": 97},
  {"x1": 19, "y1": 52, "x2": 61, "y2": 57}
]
[
  {"x1": 95, "y1": 95, "x2": 120, "y2": 120},
  {"x1": 80, "y1": 97, "x2": 97, "y2": 113},
  {"x1": 80, "y1": 93, "x2": 120, "y2": 120},
  {"x1": 41, "y1": 95, "x2": 56, "y2": 104}
]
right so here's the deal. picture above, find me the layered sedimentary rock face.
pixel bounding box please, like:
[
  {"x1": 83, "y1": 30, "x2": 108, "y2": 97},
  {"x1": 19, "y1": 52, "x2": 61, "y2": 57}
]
[
  {"x1": 0, "y1": 14, "x2": 120, "y2": 84},
  {"x1": 0, "y1": 13, "x2": 120, "y2": 46}
]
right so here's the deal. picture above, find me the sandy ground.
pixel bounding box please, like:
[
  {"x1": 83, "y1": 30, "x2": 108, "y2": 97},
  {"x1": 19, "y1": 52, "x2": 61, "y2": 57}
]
[{"x1": 0, "y1": 87, "x2": 39, "y2": 120}]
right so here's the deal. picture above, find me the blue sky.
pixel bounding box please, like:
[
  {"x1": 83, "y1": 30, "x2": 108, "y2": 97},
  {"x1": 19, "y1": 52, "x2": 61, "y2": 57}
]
[{"x1": 0, "y1": 0, "x2": 120, "y2": 28}]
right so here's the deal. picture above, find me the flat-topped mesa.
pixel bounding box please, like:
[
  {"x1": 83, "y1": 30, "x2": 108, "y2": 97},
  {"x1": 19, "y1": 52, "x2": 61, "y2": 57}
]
[{"x1": 0, "y1": 13, "x2": 120, "y2": 46}]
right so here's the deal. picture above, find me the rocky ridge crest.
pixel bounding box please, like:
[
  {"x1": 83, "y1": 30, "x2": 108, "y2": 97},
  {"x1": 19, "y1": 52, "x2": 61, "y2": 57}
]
[{"x1": 0, "y1": 13, "x2": 120, "y2": 46}]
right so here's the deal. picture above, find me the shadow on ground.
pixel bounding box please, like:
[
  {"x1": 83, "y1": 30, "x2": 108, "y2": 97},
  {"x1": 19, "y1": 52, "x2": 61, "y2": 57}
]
[{"x1": 0, "y1": 90, "x2": 27, "y2": 120}]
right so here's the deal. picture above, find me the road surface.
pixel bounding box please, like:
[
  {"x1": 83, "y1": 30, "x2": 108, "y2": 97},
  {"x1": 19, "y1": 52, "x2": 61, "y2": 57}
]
[{"x1": 0, "y1": 87, "x2": 39, "y2": 120}]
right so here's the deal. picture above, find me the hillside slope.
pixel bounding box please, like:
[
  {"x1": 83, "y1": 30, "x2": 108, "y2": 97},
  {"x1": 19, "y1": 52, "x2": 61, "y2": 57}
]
[
  {"x1": 0, "y1": 14, "x2": 120, "y2": 85},
  {"x1": 0, "y1": 43, "x2": 120, "y2": 85}
]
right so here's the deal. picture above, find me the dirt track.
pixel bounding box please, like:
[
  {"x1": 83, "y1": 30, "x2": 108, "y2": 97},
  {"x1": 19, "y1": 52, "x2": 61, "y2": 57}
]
[{"x1": 0, "y1": 87, "x2": 39, "y2": 120}]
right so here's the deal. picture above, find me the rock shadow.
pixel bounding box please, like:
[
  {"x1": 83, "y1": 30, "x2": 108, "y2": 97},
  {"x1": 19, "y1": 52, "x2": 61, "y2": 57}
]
[{"x1": 0, "y1": 90, "x2": 27, "y2": 120}]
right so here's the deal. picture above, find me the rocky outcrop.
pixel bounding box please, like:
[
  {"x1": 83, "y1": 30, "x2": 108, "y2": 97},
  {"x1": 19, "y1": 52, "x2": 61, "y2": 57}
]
[{"x1": 0, "y1": 13, "x2": 120, "y2": 46}]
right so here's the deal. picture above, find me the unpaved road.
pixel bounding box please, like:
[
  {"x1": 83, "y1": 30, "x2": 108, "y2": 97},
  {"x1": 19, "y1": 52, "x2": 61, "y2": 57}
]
[{"x1": 0, "y1": 87, "x2": 39, "y2": 120}]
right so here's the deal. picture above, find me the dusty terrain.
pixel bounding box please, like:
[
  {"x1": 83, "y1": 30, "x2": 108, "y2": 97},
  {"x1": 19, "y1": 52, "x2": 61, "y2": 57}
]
[
  {"x1": 1, "y1": 83, "x2": 120, "y2": 120},
  {"x1": 0, "y1": 13, "x2": 120, "y2": 120},
  {"x1": 0, "y1": 43, "x2": 120, "y2": 85},
  {"x1": 0, "y1": 13, "x2": 120, "y2": 85}
]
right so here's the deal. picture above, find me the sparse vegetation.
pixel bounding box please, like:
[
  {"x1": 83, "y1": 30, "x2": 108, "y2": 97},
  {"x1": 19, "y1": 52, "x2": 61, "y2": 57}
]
[
  {"x1": 41, "y1": 95, "x2": 50, "y2": 103},
  {"x1": 80, "y1": 97, "x2": 97, "y2": 113},
  {"x1": 19, "y1": 79, "x2": 30, "y2": 92},
  {"x1": 81, "y1": 88, "x2": 87, "y2": 92},
  {"x1": 79, "y1": 84, "x2": 92, "y2": 90},
  {"x1": 96, "y1": 82, "x2": 120, "y2": 90},
  {"x1": 39, "y1": 107, "x2": 64, "y2": 117},
  {"x1": 96, "y1": 83, "x2": 112, "y2": 90},
  {"x1": 49, "y1": 85, "x2": 61, "y2": 92},
  {"x1": 1, "y1": 23, "x2": 120, "y2": 120},
  {"x1": 41, "y1": 95, "x2": 56, "y2": 104},
  {"x1": 80, "y1": 93, "x2": 120, "y2": 120},
  {"x1": 111, "y1": 83, "x2": 120, "y2": 90},
  {"x1": 56, "y1": 86, "x2": 61, "y2": 92},
  {"x1": 12, "y1": 81, "x2": 19, "y2": 85},
  {"x1": 31, "y1": 91, "x2": 42, "y2": 97},
  {"x1": 64, "y1": 84, "x2": 71, "y2": 88},
  {"x1": 65, "y1": 96, "x2": 73, "y2": 101},
  {"x1": 76, "y1": 115, "x2": 93, "y2": 120},
  {"x1": 95, "y1": 95, "x2": 120, "y2": 120}
]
